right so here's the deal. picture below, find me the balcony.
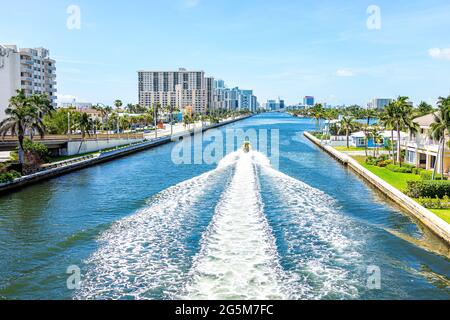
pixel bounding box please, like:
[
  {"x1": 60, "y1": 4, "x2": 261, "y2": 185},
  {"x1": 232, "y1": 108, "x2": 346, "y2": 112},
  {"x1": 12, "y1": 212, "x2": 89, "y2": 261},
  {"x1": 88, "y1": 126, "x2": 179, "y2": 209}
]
[
  {"x1": 21, "y1": 60, "x2": 33, "y2": 66},
  {"x1": 401, "y1": 136, "x2": 441, "y2": 153}
]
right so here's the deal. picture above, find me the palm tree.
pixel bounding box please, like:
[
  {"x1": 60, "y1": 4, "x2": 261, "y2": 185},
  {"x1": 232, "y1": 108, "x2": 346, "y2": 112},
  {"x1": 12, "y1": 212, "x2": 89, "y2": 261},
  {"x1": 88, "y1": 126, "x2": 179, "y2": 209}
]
[
  {"x1": 380, "y1": 102, "x2": 397, "y2": 163},
  {"x1": 368, "y1": 126, "x2": 383, "y2": 157},
  {"x1": 338, "y1": 116, "x2": 357, "y2": 149},
  {"x1": 310, "y1": 103, "x2": 325, "y2": 131},
  {"x1": 430, "y1": 107, "x2": 448, "y2": 180},
  {"x1": 390, "y1": 96, "x2": 418, "y2": 166},
  {"x1": 430, "y1": 96, "x2": 450, "y2": 179},
  {"x1": 364, "y1": 108, "x2": 378, "y2": 126},
  {"x1": 74, "y1": 113, "x2": 92, "y2": 153},
  {"x1": 153, "y1": 104, "x2": 161, "y2": 138},
  {"x1": 114, "y1": 99, "x2": 123, "y2": 111},
  {"x1": 360, "y1": 124, "x2": 371, "y2": 157},
  {"x1": 0, "y1": 90, "x2": 48, "y2": 169},
  {"x1": 416, "y1": 101, "x2": 434, "y2": 117}
]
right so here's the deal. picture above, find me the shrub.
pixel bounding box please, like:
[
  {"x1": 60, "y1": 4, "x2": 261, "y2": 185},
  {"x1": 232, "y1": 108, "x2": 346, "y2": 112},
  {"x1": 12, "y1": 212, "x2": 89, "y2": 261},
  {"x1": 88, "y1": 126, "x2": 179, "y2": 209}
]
[
  {"x1": 0, "y1": 170, "x2": 21, "y2": 184},
  {"x1": 366, "y1": 155, "x2": 391, "y2": 167},
  {"x1": 386, "y1": 164, "x2": 413, "y2": 173},
  {"x1": 417, "y1": 196, "x2": 450, "y2": 209},
  {"x1": 23, "y1": 139, "x2": 48, "y2": 159},
  {"x1": 406, "y1": 180, "x2": 450, "y2": 198},
  {"x1": 420, "y1": 171, "x2": 432, "y2": 180}
]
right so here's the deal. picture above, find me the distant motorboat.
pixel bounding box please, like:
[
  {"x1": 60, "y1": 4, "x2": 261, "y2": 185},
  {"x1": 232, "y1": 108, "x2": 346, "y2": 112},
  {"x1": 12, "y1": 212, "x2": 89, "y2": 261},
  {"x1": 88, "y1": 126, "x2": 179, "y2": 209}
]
[{"x1": 243, "y1": 141, "x2": 251, "y2": 153}]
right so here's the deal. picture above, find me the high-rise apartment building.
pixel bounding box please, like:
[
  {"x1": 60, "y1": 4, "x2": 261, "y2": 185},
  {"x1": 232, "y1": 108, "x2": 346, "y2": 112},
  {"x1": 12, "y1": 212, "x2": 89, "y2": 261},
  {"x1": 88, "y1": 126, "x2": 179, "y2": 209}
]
[
  {"x1": 368, "y1": 98, "x2": 393, "y2": 110},
  {"x1": 213, "y1": 80, "x2": 258, "y2": 112},
  {"x1": 304, "y1": 96, "x2": 315, "y2": 107},
  {"x1": 0, "y1": 45, "x2": 57, "y2": 120},
  {"x1": 138, "y1": 71, "x2": 258, "y2": 114},
  {"x1": 138, "y1": 68, "x2": 212, "y2": 114}
]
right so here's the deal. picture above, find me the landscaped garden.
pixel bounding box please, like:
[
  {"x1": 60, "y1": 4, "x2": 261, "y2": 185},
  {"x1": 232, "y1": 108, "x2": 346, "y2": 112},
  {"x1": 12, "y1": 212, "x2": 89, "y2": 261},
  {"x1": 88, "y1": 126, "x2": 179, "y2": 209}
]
[{"x1": 351, "y1": 155, "x2": 450, "y2": 223}]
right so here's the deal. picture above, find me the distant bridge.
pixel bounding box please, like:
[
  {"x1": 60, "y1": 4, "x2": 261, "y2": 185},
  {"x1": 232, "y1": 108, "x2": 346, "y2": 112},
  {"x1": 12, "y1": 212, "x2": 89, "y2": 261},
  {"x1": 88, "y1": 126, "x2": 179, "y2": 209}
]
[{"x1": 0, "y1": 134, "x2": 144, "y2": 152}]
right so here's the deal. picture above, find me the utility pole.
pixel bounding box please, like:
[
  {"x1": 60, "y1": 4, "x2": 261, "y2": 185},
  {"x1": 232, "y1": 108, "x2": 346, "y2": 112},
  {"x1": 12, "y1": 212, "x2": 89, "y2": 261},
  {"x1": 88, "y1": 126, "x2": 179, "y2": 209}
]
[
  {"x1": 154, "y1": 104, "x2": 158, "y2": 139},
  {"x1": 68, "y1": 112, "x2": 71, "y2": 141}
]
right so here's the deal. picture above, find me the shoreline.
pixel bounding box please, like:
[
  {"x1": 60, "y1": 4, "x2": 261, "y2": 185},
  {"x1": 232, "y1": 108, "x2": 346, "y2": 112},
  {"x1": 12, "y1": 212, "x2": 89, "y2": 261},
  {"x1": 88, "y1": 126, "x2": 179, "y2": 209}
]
[
  {"x1": 0, "y1": 115, "x2": 252, "y2": 195},
  {"x1": 303, "y1": 131, "x2": 450, "y2": 248}
]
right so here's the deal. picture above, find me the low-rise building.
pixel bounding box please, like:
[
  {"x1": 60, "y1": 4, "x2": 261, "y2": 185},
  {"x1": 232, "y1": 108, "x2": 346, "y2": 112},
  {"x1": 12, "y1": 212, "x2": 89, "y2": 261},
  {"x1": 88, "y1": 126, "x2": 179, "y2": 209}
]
[{"x1": 402, "y1": 113, "x2": 449, "y2": 173}]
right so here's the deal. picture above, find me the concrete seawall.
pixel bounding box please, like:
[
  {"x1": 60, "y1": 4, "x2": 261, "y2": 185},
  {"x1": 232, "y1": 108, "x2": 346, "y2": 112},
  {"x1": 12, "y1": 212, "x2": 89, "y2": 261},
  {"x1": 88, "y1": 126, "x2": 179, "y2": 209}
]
[
  {"x1": 0, "y1": 116, "x2": 252, "y2": 194},
  {"x1": 304, "y1": 131, "x2": 450, "y2": 246}
]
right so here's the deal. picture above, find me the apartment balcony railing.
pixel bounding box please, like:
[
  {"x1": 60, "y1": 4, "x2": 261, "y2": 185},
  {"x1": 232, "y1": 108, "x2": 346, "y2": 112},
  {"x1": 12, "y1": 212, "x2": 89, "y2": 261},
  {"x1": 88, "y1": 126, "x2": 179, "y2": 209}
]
[{"x1": 401, "y1": 136, "x2": 442, "y2": 152}]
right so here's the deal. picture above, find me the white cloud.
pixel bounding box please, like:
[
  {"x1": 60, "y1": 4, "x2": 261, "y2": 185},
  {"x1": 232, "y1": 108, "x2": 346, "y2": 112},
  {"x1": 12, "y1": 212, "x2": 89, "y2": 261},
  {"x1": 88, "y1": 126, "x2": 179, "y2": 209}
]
[
  {"x1": 336, "y1": 68, "x2": 356, "y2": 77},
  {"x1": 428, "y1": 48, "x2": 450, "y2": 60}
]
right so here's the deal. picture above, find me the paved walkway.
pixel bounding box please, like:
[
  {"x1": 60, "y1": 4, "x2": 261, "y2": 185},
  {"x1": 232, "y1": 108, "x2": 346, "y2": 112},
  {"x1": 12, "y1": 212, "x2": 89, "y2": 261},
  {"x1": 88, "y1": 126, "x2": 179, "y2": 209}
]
[{"x1": 0, "y1": 152, "x2": 11, "y2": 163}]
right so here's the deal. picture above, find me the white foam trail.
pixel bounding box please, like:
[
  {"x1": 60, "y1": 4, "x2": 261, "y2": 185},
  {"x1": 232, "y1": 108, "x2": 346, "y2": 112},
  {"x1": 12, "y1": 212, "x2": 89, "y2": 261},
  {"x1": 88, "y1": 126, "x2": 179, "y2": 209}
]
[
  {"x1": 182, "y1": 151, "x2": 288, "y2": 300},
  {"x1": 257, "y1": 156, "x2": 365, "y2": 299},
  {"x1": 76, "y1": 153, "x2": 239, "y2": 300}
]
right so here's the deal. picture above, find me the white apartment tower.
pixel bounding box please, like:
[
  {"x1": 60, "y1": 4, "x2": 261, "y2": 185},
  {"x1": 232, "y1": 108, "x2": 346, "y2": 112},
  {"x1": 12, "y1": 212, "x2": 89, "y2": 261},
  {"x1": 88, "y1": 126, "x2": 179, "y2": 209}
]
[
  {"x1": 0, "y1": 45, "x2": 57, "y2": 120},
  {"x1": 138, "y1": 68, "x2": 212, "y2": 114}
]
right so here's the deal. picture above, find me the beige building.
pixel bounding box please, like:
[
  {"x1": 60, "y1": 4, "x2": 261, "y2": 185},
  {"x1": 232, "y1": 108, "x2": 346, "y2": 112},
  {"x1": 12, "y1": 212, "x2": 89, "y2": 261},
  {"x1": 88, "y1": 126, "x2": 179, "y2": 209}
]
[
  {"x1": 403, "y1": 113, "x2": 450, "y2": 174},
  {"x1": 138, "y1": 68, "x2": 213, "y2": 114}
]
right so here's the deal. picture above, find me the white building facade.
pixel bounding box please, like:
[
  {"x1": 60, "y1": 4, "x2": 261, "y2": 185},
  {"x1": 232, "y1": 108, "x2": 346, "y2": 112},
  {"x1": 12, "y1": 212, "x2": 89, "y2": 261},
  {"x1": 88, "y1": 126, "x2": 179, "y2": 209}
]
[
  {"x1": 0, "y1": 45, "x2": 57, "y2": 120},
  {"x1": 138, "y1": 68, "x2": 212, "y2": 114}
]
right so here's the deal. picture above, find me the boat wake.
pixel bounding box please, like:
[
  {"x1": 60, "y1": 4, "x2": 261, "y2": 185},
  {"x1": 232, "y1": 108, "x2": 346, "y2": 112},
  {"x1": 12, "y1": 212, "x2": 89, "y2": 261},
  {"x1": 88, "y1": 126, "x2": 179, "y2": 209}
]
[
  {"x1": 181, "y1": 151, "x2": 288, "y2": 300},
  {"x1": 77, "y1": 150, "x2": 364, "y2": 300}
]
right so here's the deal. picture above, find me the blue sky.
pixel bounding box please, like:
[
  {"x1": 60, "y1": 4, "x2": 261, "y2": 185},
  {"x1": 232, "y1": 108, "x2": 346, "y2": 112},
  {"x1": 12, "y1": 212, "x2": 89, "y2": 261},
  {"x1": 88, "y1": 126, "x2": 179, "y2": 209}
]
[{"x1": 1, "y1": 0, "x2": 450, "y2": 106}]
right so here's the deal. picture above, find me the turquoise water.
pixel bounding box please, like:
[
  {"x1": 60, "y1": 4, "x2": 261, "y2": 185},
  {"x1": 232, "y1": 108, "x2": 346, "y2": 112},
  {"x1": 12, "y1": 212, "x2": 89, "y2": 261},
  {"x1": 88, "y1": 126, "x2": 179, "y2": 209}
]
[{"x1": 0, "y1": 113, "x2": 449, "y2": 300}]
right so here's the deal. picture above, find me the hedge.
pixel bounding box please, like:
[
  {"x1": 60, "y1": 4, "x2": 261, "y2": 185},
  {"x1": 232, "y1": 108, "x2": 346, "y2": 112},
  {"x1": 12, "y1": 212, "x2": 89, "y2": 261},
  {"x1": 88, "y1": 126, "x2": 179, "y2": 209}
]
[
  {"x1": 406, "y1": 180, "x2": 450, "y2": 198},
  {"x1": 386, "y1": 164, "x2": 414, "y2": 173},
  {"x1": 0, "y1": 170, "x2": 21, "y2": 184},
  {"x1": 417, "y1": 196, "x2": 450, "y2": 209}
]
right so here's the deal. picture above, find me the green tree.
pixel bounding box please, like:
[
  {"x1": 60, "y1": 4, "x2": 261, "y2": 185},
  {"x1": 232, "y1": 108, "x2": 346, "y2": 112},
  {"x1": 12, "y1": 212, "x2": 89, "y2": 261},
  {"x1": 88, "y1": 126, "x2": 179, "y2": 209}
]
[
  {"x1": 390, "y1": 96, "x2": 419, "y2": 166},
  {"x1": 0, "y1": 90, "x2": 47, "y2": 168},
  {"x1": 430, "y1": 96, "x2": 450, "y2": 179},
  {"x1": 310, "y1": 103, "x2": 325, "y2": 131},
  {"x1": 416, "y1": 101, "x2": 434, "y2": 117},
  {"x1": 73, "y1": 112, "x2": 92, "y2": 153},
  {"x1": 338, "y1": 116, "x2": 358, "y2": 148},
  {"x1": 380, "y1": 103, "x2": 397, "y2": 162},
  {"x1": 114, "y1": 99, "x2": 123, "y2": 111}
]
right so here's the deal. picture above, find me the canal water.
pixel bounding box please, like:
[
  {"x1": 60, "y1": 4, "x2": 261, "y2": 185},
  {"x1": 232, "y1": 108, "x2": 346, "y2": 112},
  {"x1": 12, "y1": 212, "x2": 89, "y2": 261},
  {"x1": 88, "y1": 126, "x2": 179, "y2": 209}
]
[{"x1": 0, "y1": 113, "x2": 449, "y2": 300}]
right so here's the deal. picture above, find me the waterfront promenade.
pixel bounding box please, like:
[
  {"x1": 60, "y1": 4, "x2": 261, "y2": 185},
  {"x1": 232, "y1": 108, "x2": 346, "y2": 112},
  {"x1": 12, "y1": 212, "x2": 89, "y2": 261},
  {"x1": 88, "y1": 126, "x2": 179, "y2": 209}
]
[{"x1": 0, "y1": 116, "x2": 251, "y2": 194}]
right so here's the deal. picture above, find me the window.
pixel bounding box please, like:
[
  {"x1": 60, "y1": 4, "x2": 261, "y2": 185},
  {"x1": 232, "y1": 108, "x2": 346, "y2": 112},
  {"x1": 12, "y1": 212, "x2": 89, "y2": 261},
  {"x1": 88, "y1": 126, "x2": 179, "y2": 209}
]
[{"x1": 407, "y1": 151, "x2": 416, "y2": 164}]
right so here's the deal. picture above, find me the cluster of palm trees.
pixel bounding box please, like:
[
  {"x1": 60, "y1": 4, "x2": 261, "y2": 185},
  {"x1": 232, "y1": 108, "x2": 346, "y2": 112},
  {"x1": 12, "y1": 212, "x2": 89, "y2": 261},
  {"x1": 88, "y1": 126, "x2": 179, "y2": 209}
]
[
  {"x1": 0, "y1": 90, "x2": 254, "y2": 169},
  {"x1": 0, "y1": 90, "x2": 53, "y2": 165},
  {"x1": 299, "y1": 96, "x2": 450, "y2": 168},
  {"x1": 429, "y1": 96, "x2": 450, "y2": 179}
]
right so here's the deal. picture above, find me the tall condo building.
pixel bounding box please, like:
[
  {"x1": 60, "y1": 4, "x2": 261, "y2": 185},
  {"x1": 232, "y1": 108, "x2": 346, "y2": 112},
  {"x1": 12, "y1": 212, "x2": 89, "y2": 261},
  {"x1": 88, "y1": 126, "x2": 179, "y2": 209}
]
[
  {"x1": 303, "y1": 96, "x2": 315, "y2": 107},
  {"x1": 368, "y1": 98, "x2": 393, "y2": 110},
  {"x1": 0, "y1": 45, "x2": 57, "y2": 120},
  {"x1": 213, "y1": 80, "x2": 258, "y2": 112},
  {"x1": 138, "y1": 68, "x2": 213, "y2": 114}
]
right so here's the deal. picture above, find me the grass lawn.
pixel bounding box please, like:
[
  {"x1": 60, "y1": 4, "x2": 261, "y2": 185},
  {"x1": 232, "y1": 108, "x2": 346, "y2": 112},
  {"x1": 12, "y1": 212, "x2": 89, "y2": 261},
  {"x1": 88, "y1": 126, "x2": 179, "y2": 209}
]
[
  {"x1": 334, "y1": 146, "x2": 366, "y2": 152},
  {"x1": 429, "y1": 210, "x2": 450, "y2": 224},
  {"x1": 48, "y1": 151, "x2": 99, "y2": 163},
  {"x1": 352, "y1": 156, "x2": 421, "y2": 192},
  {"x1": 352, "y1": 156, "x2": 450, "y2": 223}
]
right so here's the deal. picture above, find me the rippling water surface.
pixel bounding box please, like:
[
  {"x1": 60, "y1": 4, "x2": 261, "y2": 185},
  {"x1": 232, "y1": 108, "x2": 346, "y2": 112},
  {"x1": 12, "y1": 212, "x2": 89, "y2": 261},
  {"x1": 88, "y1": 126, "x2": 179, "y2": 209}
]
[{"x1": 0, "y1": 113, "x2": 449, "y2": 300}]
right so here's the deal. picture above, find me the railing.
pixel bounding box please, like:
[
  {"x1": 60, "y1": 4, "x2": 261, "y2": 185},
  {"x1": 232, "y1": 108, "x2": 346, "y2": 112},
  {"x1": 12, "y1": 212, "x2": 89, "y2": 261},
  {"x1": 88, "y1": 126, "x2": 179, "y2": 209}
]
[
  {"x1": 29, "y1": 154, "x2": 98, "y2": 174},
  {"x1": 0, "y1": 133, "x2": 145, "y2": 142},
  {"x1": 401, "y1": 137, "x2": 442, "y2": 150}
]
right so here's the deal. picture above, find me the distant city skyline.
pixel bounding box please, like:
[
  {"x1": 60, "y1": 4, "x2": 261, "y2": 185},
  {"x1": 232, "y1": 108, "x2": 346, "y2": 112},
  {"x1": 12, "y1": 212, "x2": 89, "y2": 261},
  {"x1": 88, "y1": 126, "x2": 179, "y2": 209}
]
[{"x1": 1, "y1": 0, "x2": 449, "y2": 107}]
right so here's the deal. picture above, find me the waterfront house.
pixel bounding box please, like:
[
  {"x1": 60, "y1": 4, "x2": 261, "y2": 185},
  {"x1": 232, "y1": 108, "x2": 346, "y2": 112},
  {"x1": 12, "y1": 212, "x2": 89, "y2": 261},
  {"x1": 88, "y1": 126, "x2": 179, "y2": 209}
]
[
  {"x1": 350, "y1": 131, "x2": 408, "y2": 148},
  {"x1": 402, "y1": 113, "x2": 450, "y2": 174}
]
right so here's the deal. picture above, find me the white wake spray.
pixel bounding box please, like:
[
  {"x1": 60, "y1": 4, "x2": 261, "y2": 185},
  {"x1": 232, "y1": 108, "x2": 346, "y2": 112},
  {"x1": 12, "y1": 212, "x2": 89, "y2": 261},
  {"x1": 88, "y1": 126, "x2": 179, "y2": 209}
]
[
  {"x1": 76, "y1": 150, "x2": 364, "y2": 300},
  {"x1": 76, "y1": 153, "x2": 240, "y2": 300},
  {"x1": 181, "y1": 151, "x2": 288, "y2": 300}
]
